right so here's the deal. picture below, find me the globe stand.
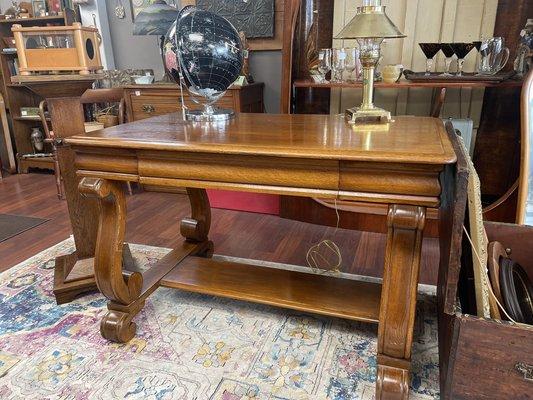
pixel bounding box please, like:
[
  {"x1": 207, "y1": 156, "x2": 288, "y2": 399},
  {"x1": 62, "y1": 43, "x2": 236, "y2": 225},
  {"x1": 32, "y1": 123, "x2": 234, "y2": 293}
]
[{"x1": 185, "y1": 105, "x2": 235, "y2": 122}]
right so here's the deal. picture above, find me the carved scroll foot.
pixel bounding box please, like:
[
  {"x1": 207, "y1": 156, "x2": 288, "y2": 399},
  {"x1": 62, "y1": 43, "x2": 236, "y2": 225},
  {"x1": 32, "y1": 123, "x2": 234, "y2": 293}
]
[
  {"x1": 101, "y1": 309, "x2": 137, "y2": 343},
  {"x1": 376, "y1": 363, "x2": 410, "y2": 400},
  {"x1": 101, "y1": 299, "x2": 145, "y2": 343},
  {"x1": 100, "y1": 299, "x2": 145, "y2": 343},
  {"x1": 377, "y1": 354, "x2": 411, "y2": 400}
]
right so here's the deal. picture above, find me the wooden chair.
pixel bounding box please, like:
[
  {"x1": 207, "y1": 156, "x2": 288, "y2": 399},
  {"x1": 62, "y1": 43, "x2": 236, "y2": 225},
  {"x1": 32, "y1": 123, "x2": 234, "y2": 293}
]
[
  {"x1": 517, "y1": 69, "x2": 533, "y2": 225},
  {"x1": 39, "y1": 88, "x2": 126, "y2": 199}
]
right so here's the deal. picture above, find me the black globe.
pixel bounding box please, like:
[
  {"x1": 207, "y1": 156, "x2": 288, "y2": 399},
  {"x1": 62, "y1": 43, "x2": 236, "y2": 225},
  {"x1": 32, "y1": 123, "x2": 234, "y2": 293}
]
[{"x1": 171, "y1": 7, "x2": 243, "y2": 106}]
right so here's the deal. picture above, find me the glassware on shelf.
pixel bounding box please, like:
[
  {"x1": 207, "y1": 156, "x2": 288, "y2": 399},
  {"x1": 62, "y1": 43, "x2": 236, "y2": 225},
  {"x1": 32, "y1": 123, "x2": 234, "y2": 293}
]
[
  {"x1": 317, "y1": 48, "x2": 332, "y2": 83},
  {"x1": 440, "y1": 43, "x2": 456, "y2": 76},
  {"x1": 332, "y1": 48, "x2": 347, "y2": 83},
  {"x1": 343, "y1": 47, "x2": 360, "y2": 82},
  {"x1": 450, "y1": 43, "x2": 475, "y2": 76},
  {"x1": 478, "y1": 37, "x2": 510, "y2": 75},
  {"x1": 419, "y1": 43, "x2": 441, "y2": 75}
]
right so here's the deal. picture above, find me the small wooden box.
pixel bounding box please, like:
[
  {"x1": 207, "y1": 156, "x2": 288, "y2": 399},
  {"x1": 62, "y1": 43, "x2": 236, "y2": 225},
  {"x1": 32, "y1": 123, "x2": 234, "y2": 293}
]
[{"x1": 12, "y1": 22, "x2": 103, "y2": 76}]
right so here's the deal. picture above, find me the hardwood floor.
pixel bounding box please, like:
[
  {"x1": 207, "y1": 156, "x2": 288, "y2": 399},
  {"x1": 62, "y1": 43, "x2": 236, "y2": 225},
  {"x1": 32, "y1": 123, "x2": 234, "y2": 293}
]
[{"x1": 0, "y1": 173, "x2": 440, "y2": 284}]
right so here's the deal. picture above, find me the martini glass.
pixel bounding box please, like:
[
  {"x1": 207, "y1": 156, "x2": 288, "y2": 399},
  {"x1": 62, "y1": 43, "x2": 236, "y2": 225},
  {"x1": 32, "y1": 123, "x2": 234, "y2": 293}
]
[
  {"x1": 419, "y1": 43, "x2": 441, "y2": 75},
  {"x1": 440, "y1": 43, "x2": 456, "y2": 76},
  {"x1": 450, "y1": 42, "x2": 476, "y2": 76}
]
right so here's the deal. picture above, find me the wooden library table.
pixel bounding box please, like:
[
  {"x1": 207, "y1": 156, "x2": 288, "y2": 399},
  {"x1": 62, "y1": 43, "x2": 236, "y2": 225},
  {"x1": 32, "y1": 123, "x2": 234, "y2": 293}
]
[{"x1": 65, "y1": 113, "x2": 457, "y2": 400}]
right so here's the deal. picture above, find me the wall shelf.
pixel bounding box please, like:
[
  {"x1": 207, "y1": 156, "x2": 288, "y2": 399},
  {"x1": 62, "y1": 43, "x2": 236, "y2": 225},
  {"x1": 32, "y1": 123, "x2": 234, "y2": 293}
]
[
  {"x1": 293, "y1": 78, "x2": 524, "y2": 90},
  {"x1": 0, "y1": 16, "x2": 66, "y2": 24},
  {"x1": 13, "y1": 116, "x2": 50, "y2": 122}
]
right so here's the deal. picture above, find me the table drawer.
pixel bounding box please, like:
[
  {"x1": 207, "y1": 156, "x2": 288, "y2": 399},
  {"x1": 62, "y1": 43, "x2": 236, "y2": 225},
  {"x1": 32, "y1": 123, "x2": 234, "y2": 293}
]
[{"x1": 130, "y1": 93, "x2": 235, "y2": 121}]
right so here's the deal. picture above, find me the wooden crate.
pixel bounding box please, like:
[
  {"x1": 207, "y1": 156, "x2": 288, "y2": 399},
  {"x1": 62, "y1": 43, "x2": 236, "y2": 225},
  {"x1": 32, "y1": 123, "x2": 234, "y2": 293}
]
[
  {"x1": 438, "y1": 124, "x2": 533, "y2": 399},
  {"x1": 12, "y1": 22, "x2": 102, "y2": 76}
]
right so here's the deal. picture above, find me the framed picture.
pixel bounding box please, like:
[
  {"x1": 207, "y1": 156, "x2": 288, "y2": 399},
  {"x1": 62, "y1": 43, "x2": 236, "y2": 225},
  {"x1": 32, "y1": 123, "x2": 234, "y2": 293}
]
[
  {"x1": 185, "y1": 0, "x2": 283, "y2": 51},
  {"x1": 130, "y1": 0, "x2": 178, "y2": 21},
  {"x1": 196, "y1": 0, "x2": 275, "y2": 39},
  {"x1": 32, "y1": 0, "x2": 47, "y2": 16}
]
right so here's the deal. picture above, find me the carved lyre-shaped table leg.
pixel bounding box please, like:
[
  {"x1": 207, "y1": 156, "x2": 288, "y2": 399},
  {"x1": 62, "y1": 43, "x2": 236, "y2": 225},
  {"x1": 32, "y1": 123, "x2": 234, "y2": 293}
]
[
  {"x1": 376, "y1": 205, "x2": 426, "y2": 400},
  {"x1": 181, "y1": 188, "x2": 214, "y2": 257},
  {"x1": 79, "y1": 178, "x2": 144, "y2": 343}
]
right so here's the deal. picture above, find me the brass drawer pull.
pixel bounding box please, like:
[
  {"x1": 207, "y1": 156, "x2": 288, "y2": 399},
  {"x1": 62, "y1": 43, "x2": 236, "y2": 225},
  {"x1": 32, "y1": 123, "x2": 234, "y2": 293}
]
[
  {"x1": 142, "y1": 104, "x2": 155, "y2": 113},
  {"x1": 515, "y1": 363, "x2": 533, "y2": 382}
]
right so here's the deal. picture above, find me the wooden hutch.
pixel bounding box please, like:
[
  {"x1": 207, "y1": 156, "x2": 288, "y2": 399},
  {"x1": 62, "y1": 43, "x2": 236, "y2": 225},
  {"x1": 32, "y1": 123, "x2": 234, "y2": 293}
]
[{"x1": 0, "y1": 10, "x2": 76, "y2": 173}]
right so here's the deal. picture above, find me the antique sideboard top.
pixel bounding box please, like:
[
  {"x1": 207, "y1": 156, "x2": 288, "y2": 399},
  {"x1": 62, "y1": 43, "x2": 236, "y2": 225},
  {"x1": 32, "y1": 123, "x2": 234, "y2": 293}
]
[{"x1": 66, "y1": 114, "x2": 456, "y2": 165}]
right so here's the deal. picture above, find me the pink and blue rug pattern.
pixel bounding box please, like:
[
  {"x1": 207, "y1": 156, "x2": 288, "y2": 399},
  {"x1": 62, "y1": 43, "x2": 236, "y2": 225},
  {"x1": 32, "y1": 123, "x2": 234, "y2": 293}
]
[{"x1": 0, "y1": 240, "x2": 440, "y2": 399}]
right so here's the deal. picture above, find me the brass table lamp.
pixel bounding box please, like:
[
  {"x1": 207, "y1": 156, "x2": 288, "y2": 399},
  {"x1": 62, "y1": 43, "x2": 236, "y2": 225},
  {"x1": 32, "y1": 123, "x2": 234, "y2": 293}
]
[{"x1": 336, "y1": 1, "x2": 405, "y2": 124}]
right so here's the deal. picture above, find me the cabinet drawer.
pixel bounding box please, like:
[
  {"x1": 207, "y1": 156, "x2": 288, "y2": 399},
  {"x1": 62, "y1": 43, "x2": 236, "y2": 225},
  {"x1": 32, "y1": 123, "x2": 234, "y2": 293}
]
[
  {"x1": 446, "y1": 315, "x2": 533, "y2": 399},
  {"x1": 129, "y1": 92, "x2": 236, "y2": 121},
  {"x1": 131, "y1": 97, "x2": 181, "y2": 120}
]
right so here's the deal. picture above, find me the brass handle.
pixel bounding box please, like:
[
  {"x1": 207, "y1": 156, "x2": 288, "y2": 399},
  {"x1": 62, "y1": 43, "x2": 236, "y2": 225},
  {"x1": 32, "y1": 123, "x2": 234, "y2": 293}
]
[
  {"x1": 142, "y1": 104, "x2": 155, "y2": 114},
  {"x1": 515, "y1": 363, "x2": 533, "y2": 382}
]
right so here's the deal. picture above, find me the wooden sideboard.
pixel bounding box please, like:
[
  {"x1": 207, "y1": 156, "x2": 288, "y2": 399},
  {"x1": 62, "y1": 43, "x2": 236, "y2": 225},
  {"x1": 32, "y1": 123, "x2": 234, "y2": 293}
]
[{"x1": 123, "y1": 82, "x2": 264, "y2": 122}]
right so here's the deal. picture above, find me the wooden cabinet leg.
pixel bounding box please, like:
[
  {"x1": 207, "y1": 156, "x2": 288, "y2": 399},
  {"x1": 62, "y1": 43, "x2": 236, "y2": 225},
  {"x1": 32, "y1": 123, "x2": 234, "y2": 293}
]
[
  {"x1": 181, "y1": 188, "x2": 213, "y2": 257},
  {"x1": 79, "y1": 177, "x2": 144, "y2": 343},
  {"x1": 377, "y1": 205, "x2": 426, "y2": 400}
]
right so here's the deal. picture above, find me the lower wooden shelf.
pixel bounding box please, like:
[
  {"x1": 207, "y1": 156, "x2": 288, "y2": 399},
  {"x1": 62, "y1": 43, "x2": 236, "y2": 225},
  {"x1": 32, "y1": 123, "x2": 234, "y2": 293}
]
[
  {"x1": 161, "y1": 256, "x2": 382, "y2": 323},
  {"x1": 18, "y1": 155, "x2": 54, "y2": 172}
]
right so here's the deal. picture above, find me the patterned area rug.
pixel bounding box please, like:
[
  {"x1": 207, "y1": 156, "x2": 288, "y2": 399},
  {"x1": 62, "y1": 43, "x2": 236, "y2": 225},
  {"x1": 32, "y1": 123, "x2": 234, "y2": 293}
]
[{"x1": 0, "y1": 239, "x2": 440, "y2": 399}]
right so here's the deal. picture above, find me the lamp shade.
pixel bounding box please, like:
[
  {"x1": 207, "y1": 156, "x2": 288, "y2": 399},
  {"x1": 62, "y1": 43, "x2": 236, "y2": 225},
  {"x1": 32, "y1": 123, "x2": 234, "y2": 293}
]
[
  {"x1": 133, "y1": 0, "x2": 179, "y2": 36},
  {"x1": 336, "y1": 6, "x2": 405, "y2": 39}
]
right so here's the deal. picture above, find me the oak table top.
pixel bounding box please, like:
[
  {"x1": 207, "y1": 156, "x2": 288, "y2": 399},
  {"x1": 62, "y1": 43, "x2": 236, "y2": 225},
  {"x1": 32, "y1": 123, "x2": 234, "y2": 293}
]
[{"x1": 66, "y1": 113, "x2": 456, "y2": 165}]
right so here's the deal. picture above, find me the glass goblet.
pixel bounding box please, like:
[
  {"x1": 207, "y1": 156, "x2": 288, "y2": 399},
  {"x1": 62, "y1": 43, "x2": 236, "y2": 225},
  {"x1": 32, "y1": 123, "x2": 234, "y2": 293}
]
[
  {"x1": 440, "y1": 43, "x2": 456, "y2": 76},
  {"x1": 343, "y1": 47, "x2": 360, "y2": 82},
  {"x1": 419, "y1": 43, "x2": 441, "y2": 76},
  {"x1": 450, "y1": 43, "x2": 475, "y2": 76},
  {"x1": 317, "y1": 48, "x2": 332, "y2": 83},
  {"x1": 331, "y1": 48, "x2": 346, "y2": 83}
]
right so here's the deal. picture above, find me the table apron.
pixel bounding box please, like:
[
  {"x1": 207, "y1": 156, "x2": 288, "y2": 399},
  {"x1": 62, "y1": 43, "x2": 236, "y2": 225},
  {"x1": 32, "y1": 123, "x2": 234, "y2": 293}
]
[{"x1": 73, "y1": 150, "x2": 443, "y2": 207}]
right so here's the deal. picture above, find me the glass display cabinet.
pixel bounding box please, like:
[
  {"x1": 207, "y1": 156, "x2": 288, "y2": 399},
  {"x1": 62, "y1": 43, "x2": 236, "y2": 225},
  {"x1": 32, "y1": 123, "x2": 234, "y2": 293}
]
[{"x1": 12, "y1": 22, "x2": 103, "y2": 75}]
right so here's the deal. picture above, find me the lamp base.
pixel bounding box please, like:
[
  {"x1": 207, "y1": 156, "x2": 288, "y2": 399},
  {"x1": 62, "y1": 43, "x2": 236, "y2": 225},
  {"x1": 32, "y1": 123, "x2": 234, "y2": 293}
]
[
  {"x1": 345, "y1": 106, "x2": 392, "y2": 124},
  {"x1": 185, "y1": 109, "x2": 235, "y2": 122}
]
